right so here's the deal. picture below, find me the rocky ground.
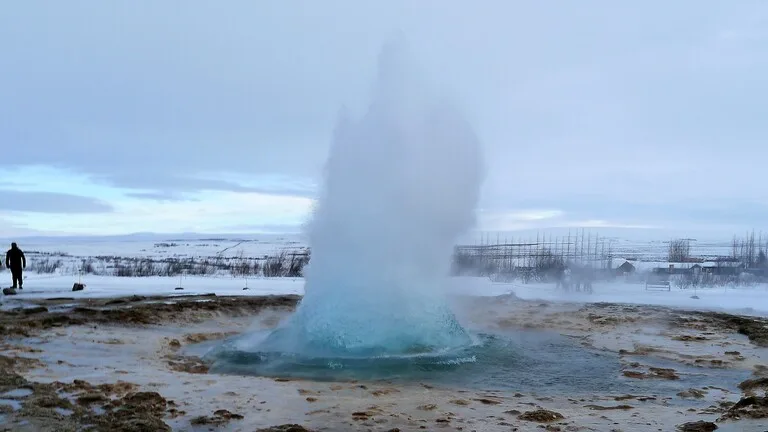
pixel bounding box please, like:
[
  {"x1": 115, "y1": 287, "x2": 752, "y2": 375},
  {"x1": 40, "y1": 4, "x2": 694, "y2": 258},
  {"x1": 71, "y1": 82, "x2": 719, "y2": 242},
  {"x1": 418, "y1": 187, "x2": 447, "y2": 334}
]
[{"x1": 0, "y1": 292, "x2": 767, "y2": 431}]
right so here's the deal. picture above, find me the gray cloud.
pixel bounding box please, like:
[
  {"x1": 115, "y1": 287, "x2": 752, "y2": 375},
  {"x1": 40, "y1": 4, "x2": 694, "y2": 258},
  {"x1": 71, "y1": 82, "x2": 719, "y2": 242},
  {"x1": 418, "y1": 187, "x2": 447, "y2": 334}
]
[
  {"x1": 484, "y1": 197, "x2": 768, "y2": 232},
  {"x1": 125, "y1": 191, "x2": 191, "y2": 201},
  {"x1": 1, "y1": 1, "x2": 767, "y2": 231},
  {"x1": 119, "y1": 176, "x2": 316, "y2": 201},
  {"x1": 219, "y1": 223, "x2": 306, "y2": 234},
  {"x1": 0, "y1": 190, "x2": 113, "y2": 213}
]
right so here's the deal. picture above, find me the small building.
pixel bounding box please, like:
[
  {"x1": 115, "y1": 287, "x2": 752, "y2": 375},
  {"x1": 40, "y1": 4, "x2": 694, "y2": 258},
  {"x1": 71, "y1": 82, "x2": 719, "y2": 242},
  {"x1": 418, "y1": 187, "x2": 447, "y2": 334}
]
[
  {"x1": 700, "y1": 259, "x2": 744, "y2": 276},
  {"x1": 652, "y1": 264, "x2": 691, "y2": 275},
  {"x1": 616, "y1": 261, "x2": 636, "y2": 275}
]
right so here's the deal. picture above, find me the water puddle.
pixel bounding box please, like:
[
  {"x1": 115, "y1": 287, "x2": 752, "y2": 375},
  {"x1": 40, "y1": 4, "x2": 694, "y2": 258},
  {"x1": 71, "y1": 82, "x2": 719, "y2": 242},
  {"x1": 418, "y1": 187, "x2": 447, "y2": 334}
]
[
  {"x1": 1, "y1": 388, "x2": 33, "y2": 398},
  {"x1": 54, "y1": 407, "x2": 74, "y2": 416},
  {"x1": 46, "y1": 303, "x2": 78, "y2": 313},
  {"x1": 0, "y1": 399, "x2": 22, "y2": 411},
  {"x1": 0, "y1": 301, "x2": 44, "y2": 312},
  {"x1": 180, "y1": 339, "x2": 221, "y2": 358}
]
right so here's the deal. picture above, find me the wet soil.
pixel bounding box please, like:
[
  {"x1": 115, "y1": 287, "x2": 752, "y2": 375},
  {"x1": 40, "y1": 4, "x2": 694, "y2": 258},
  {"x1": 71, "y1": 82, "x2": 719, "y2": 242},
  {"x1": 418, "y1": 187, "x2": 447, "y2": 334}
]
[
  {"x1": 0, "y1": 361, "x2": 173, "y2": 431},
  {"x1": 0, "y1": 294, "x2": 299, "y2": 337},
  {"x1": 2, "y1": 292, "x2": 768, "y2": 431},
  {"x1": 0, "y1": 294, "x2": 298, "y2": 431},
  {"x1": 677, "y1": 420, "x2": 719, "y2": 432}
]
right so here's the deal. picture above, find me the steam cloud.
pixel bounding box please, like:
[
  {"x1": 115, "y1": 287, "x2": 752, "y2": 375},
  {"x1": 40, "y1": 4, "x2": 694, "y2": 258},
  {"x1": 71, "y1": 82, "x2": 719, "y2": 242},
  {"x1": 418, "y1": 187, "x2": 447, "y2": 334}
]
[{"x1": 259, "y1": 40, "x2": 486, "y2": 356}]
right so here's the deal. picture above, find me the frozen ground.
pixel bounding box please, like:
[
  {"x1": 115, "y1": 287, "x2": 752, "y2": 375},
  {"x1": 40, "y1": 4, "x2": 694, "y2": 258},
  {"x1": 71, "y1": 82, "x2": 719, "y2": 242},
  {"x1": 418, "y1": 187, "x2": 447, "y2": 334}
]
[
  {"x1": 492, "y1": 279, "x2": 768, "y2": 317},
  {"x1": 5, "y1": 233, "x2": 306, "y2": 259},
  {"x1": 2, "y1": 233, "x2": 309, "y2": 278},
  {"x1": 3, "y1": 232, "x2": 766, "y2": 318},
  {"x1": 0, "y1": 274, "x2": 304, "y2": 303},
  {"x1": 1, "y1": 231, "x2": 751, "y2": 279},
  {"x1": 4, "y1": 273, "x2": 768, "y2": 317}
]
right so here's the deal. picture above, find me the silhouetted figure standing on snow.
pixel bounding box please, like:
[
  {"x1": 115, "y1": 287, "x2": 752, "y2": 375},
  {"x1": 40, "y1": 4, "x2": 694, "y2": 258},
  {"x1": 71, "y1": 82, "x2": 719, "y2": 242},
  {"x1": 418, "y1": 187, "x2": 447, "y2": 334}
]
[{"x1": 6, "y1": 242, "x2": 26, "y2": 289}]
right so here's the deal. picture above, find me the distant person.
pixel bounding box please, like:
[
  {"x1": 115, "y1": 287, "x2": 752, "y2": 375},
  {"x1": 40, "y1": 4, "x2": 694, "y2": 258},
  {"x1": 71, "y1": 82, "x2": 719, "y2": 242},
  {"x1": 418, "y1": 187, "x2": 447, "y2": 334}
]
[{"x1": 5, "y1": 242, "x2": 26, "y2": 289}]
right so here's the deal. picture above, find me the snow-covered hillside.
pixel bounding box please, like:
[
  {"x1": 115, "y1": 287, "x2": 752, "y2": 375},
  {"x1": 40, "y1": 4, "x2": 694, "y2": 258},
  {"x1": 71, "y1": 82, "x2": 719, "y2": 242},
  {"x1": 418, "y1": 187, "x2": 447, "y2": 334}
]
[{"x1": 2, "y1": 233, "x2": 309, "y2": 278}]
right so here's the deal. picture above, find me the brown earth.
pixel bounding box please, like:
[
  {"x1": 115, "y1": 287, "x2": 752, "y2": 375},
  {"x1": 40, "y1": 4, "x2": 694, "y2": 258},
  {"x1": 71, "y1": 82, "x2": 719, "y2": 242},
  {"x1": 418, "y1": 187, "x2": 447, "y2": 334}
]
[
  {"x1": 0, "y1": 294, "x2": 299, "y2": 338},
  {"x1": 0, "y1": 360, "x2": 172, "y2": 432},
  {"x1": 0, "y1": 294, "x2": 301, "y2": 431},
  {"x1": 677, "y1": 420, "x2": 719, "y2": 432},
  {"x1": 517, "y1": 408, "x2": 565, "y2": 422}
]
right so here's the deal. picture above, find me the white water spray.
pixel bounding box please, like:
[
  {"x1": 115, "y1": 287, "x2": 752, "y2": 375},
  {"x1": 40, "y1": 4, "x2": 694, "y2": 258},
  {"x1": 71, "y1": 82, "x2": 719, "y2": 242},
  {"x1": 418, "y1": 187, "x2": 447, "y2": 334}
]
[{"x1": 258, "y1": 41, "x2": 485, "y2": 356}]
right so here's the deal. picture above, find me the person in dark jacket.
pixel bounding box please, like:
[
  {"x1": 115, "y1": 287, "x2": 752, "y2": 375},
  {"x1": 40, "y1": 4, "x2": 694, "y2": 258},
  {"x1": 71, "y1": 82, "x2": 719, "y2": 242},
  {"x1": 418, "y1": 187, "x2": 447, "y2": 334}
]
[{"x1": 5, "y1": 242, "x2": 26, "y2": 289}]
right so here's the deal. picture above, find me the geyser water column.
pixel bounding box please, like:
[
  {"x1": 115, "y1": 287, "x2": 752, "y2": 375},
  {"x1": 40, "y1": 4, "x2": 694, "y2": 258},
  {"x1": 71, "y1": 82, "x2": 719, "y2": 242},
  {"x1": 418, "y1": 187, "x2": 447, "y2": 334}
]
[{"x1": 257, "y1": 42, "x2": 482, "y2": 358}]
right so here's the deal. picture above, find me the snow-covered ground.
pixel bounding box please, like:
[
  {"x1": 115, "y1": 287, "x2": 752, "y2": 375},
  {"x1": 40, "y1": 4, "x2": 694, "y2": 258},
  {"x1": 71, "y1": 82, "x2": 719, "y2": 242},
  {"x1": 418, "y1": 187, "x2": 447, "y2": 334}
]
[
  {"x1": 0, "y1": 274, "x2": 304, "y2": 302},
  {"x1": 12, "y1": 233, "x2": 306, "y2": 260},
  {"x1": 4, "y1": 272, "x2": 768, "y2": 318},
  {"x1": 4, "y1": 232, "x2": 750, "y2": 275},
  {"x1": 460, "y1": 276, "x2": 768, "y2": 317},
  {"x1": 3, "y1": 234, "x2": 307, "y2": 277},
  {"x1": 500, "y1": 280, "x2": 768, "y2": 317},
  {"x1": 1, "y1": 232, "x2": 767, "y2": 317}
]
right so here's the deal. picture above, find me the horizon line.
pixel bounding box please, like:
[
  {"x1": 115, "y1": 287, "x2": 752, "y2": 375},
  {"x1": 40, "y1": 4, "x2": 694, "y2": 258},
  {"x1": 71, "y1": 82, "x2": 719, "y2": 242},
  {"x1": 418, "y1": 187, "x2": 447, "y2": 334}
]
[{"x1": 4, "y1": 226, "x2": 768, "y2": 244}]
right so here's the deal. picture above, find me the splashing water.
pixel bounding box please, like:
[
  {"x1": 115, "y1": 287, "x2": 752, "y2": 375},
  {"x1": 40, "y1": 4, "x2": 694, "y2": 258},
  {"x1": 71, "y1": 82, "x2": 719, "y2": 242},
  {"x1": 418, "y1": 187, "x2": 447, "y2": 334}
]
[{"x1": 214, "y1": 41, "x2": 484, "y2": 362}]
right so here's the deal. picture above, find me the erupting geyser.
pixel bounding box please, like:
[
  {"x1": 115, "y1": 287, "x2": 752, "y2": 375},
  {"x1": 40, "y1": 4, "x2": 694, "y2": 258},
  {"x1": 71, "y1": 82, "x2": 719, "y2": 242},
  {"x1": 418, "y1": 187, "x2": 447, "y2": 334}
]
[
  {"x1": 205, "y1": 44, "x2": 668, "y2": 394},
  {"x1": 210, "y1": 41, "x2": 485, "y2": 366}
]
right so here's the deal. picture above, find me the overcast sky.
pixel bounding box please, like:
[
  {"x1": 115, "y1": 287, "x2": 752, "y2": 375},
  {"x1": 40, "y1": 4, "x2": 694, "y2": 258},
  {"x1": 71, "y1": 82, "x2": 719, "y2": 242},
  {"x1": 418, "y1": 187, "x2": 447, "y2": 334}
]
[{"x1": 1, "y1": 1, "x2": 767, "y2": 238}]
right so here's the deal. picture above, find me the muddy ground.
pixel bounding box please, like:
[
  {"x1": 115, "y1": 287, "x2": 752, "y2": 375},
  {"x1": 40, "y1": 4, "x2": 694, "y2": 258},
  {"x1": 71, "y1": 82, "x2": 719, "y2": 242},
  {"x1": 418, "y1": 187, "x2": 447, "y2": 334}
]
[{"x1": 0, "y1": 292, "x2": 767, "y2": 431}]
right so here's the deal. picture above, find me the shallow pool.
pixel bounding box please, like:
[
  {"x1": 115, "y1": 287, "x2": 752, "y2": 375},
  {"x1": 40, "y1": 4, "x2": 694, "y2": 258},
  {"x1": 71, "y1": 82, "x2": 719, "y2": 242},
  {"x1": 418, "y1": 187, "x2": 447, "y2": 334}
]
[{"x1": 200, "y1": 326, "x2": 750, "y2": 400}]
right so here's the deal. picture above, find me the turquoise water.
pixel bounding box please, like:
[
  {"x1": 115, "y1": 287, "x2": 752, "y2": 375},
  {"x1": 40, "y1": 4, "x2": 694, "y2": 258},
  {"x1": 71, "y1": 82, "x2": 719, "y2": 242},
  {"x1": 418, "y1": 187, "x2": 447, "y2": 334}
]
[
  {"x1": 205, "y1": 329, "x2": 615, "y2": 393},
  {"x1": 203, "y1": 327, "x2": 750, "y2": 397},
  {"x1": 204, "y1": 331, "x2": 720, "y2": 394}
]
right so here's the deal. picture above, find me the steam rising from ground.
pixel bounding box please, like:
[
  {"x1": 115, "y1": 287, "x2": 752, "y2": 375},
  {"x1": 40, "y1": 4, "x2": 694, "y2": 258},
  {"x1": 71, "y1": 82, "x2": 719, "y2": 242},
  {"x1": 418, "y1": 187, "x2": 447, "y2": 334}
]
[{"x1": 256, "y1": 42, "x2": 485, "y2": 356}]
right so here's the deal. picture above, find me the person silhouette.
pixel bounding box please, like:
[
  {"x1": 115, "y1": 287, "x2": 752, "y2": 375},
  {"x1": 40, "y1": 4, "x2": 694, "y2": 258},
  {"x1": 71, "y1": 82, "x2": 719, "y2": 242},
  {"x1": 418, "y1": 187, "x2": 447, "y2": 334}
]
[{"x1": 5, "y1": 242, "x2": 26, "y2": 289}]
